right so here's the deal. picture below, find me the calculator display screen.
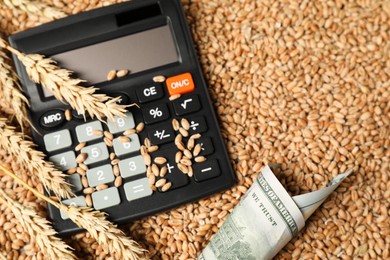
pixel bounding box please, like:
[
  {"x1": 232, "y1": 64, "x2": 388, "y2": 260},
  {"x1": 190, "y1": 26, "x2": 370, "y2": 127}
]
[{"x1": 43, "y1": 25, "x2": 178, "y2": 98}]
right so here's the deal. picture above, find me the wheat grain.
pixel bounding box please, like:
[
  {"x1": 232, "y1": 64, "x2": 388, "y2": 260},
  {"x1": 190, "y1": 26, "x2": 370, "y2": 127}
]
[
  {"x1": 0, "y1": 118, "x2": 73, "y2": 198},
  {"x1": 2, "y1": 0, "x2": 66, "y2": 20},
  {"x1": 0, "y1": 48, "x2": 29, "y2": 129},
  {"x1": 0, "y1": 38, "x2": 130, "y2": 122},
  {"x1": 0, "y1": 164, "x2": 146, "y2": 260},
  {"x1": 0, "y1": 189, "x2": 76, "y2": 259}
]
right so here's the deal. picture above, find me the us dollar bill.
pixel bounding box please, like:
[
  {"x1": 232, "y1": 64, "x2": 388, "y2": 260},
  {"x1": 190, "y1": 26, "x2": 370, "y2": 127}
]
[{"x1": 198, "y1": 165, "x2": 351, "y2": 260}]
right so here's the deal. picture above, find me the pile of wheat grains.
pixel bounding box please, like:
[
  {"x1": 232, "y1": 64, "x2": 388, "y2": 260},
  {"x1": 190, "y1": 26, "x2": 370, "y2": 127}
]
[{"x1": 0, "y1": 0, "x2": 389, "y2": 259}]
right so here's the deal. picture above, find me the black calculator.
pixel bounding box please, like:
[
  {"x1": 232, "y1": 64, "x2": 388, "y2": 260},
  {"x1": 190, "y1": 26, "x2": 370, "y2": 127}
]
[{"x1": 9, "y1": 0, "x2": 235, "y2": 235}]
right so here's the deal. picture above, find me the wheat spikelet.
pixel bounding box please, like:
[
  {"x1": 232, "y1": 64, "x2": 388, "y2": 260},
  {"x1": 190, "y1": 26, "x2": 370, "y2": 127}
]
[
  {"x1": 0, "y1": 164, "x2": 147, "y2": 260},
  {"x1": 0, "y1": 47, "x2": 29, "y2": 129},
  {"x1": 60, "y1": 206, "x2": 147, "y2": 260},
  {"x1": 0, "y1": 118, "x2": 73, "y2": 198},
  {"x1": 0, "y1": 189, "x2": 76, "y2": 259},
  {"x1": 2, "y1": 0, "x2": 66, "y2": 20},
  {"x1": 0, "y1": 38, "x2": 132, "y2": 122}
]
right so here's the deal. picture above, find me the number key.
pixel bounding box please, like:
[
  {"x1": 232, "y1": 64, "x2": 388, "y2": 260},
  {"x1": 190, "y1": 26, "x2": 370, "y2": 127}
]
[
  {"x1": 81, "y1": 142, "x2": 109, "y2": 165},
  {"x1": 75, "y1": 121, "x2": 103, "y2": 143},
  {"x1": 60, "y1": 196, "x2": 86, "y2": 220},
  {"x1": 118, "y1": 155, "x2": 146, "y2": 178},
  {"x1": 113, "y1": 134, "x2": 140, "y2": 156},
  {"x1": 107, "y1": 112, "x2": 135, "y2": 134},
  {"x1": 43, "y1": 130, "x2": 72, "y2": 152},
  {"x1": 49, "y1": 151, "x2": 77, "y2": 171},
  {"x1": 86, "y1": 164, "x2": 115, "y2": 187}
]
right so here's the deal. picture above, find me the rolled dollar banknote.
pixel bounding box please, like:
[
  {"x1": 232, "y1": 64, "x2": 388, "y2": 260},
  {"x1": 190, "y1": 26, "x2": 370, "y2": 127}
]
[{"x1": 198, "y1": 165, "x2": 351, "y2": 260}]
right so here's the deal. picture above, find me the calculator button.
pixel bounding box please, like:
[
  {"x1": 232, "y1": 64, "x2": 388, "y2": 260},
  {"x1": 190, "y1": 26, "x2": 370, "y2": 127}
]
[
  {"x1": 43, "y1": 129, "x2": 72, "y2": 152},
  {"x1": 136, "y1": 84, "x2": 164, "y2": 103},
  {"x1": 67, "y1": 174, "x2": 82, "y2": 192},
  {"x1": 40, "y1": 110, "x2": 65, "y2": 128},
  {"x1": 124, "y1": 178, "x2": 153, "y2": 201},
  {"x1": 49, "y1": 151, "x2": 77, "y2": 171},
  {"x1": 107, "y1": 112, "x2": 135, "y2": 134},
  {"x1": 72, "y1": 110, "x2": 89, "y2": 120},
  {"x1": 112, "y1": 93, "x2": 130, "y2": 105},
  {"x1": 113, "y1": 134, "x2": 140, "y2": 157},
  {"x1": 91, "y1": 187, "x2": 121, "y2": 210},
  {"x1": 81, "y1": 142, "x2": 109, "y2": 165},
  {"x1": 197, "y1": 137, "x2": 215, "y2": 156},
  {"x1": 166, "y1": 73, "x2": 195, "y2": 96},
  {"x1": 86, "y1": 164, "x2": 115, "y2": 187},
  {"x1": 142, "y1": 103, "x2": 170, "y2": 124},
  {"x1": 60, "y1": 196, "x2": 86, "y2": 220},
  {"x1": 193, "y1": 160, "x2": 221, "y2": 182},
  {"x1": 187, "y1": 116, "x2": 207, "y2": 135},
  {"x1": 154, "y1": 148, "x2": 189, "y2": 189},
  {"x1": 76, "y1": 121, "x2": 103, "y2": 143},
  {"x1": 148, "y1": 125, "x2": 175, "y2": 145},
  {"x1": 173, "y1": 95, "x2": 201, "y2": 116},
  {"x1": 118, "y1": 155, "x2": 146, "y2": 178}
]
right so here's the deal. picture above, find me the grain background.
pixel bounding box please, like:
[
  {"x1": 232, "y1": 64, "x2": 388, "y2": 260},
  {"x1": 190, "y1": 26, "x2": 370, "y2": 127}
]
[{"x1": 0, "y1": 0, "x2": 389, "y2": 259}]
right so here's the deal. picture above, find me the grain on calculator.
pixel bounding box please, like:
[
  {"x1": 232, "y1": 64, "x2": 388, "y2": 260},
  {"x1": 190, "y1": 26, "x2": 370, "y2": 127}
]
[
  {"x1": 155, "y1": 178, "x2": 166, "y2": 188},
  {"x1": 193, "y1": 144, "x2": 202, "y2": 157},
  {"x1": 169, "y1": 94, "x2": 181, "y2": 101},
  {"x1": 85, "y1": 195, "x2": 93, "y2": 207},
  {"x1": 172, "y1": 118, "x2": 180, "y2": 131},
  {"x1": 65, "y1": 109, "x2": 72, "y2": 121},
  {"x1": 76, "y1": 153, "x2": 87, "y2": 163},
  {"x1": 111, "y1": 159, "x2": 120, "y2": 165},
  {"x1": 161, "y1": 182, "x2": 172, "y2": 192},
  {"x1": 124, "y1": 128, "x2": 136, "y2": 135},
  {"x1": 106, "y1": 70, "x2": 116, "y2": 81},
  {"x1": 154, "y1": 157, "x2": 167, "y2": 165},
  {"x1": 118, "y1": 136, "x2": 131, "y2": 143},
  {"x1": 103, "y1": 131, "x2": 113, "y2": 140},
  {"x1": 75, "y1": 142, "x2": 86, "y2": 151},
  {"x1": 104, "y1": 137, "x2": 113, "y2": 147},
  {"x1": 96, "y1": 184, "x2": 108, "y2": 191},
  {"x1": 92, "y1": 129, "x2": 103, "y2": 136},
  {"x1": 152, "y1": 75, "x2": 166, "y2": 83},
  {"x1": 114, "y1": 176, "x2": 122, "y2": 187},
  {"x1": 116, "y1": 69, "x2": 129, "y2": 78},
  {"x1": 181, "y1": 118, "x2": 190, "y2": 130},
  {"x1": 159, "y1": 166, "x2": 168, "y2": 177},
  {"x1": 135, "y1": 122, "x2": 145, "y2": 133}
]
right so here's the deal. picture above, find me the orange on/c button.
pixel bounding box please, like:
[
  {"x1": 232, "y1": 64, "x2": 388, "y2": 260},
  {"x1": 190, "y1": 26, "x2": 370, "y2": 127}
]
[{"x1": 166, "y1": 72, "x2": 195, "y2": 96}]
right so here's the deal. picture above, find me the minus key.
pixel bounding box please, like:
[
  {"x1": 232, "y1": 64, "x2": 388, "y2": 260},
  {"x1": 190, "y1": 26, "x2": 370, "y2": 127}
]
[{"x1": 193, "y1": 159, "x2": 221, "y2": 182}]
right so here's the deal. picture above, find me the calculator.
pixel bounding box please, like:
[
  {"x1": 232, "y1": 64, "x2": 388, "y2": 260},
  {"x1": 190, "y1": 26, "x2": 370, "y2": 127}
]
[{"x1": 9, "y1": 0, "x2": 235, "y2": 235}]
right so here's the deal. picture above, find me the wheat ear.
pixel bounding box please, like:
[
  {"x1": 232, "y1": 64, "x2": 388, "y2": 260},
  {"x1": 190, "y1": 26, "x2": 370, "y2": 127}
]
[
  {"x1": 0, "y1": 47, "x2": 29, "y2": 129},
  {"x1": 0, "y1": 38, "x2": 133, "y2": 123},
  {"x1": 0, "y1": 164, "x2": 147, "y2": 260},
  {"x1": 2, "y1": 0, "x2": 66, "y2": 20},
  {"x1": 0, "y1": 118, "x2": 73, "y2": 198},
  {"x1": 0, "y1": 189, "x2": 76, "y2": 259}
]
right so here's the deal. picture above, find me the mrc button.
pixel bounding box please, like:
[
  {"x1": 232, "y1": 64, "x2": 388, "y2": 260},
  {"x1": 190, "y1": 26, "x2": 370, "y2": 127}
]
[
  {"x1": 166, "y1": 72, "x2": 195, "y2": 96},
  {"x1": 40, "y1": 110, "x2": 65, "y2": 128}
]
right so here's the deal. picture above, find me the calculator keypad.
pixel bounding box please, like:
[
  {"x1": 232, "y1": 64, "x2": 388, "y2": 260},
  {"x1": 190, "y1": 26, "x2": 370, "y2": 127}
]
[{"x1": 41, "y1": 72, "x2": 234, "y2": 235}]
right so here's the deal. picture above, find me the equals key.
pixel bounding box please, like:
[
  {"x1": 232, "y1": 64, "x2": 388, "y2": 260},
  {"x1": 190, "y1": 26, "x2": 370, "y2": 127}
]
[{"x1": 193, "y1": 160, "x2": 221, "y2": 182}]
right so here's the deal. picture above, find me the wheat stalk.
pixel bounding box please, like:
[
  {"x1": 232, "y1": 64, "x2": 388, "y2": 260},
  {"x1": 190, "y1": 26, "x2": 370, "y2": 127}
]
[
  {"x1": 0, "y1": 164, "x2": 147, "y2": 260},
  {"x1": 0, "y1": 38, "x2": 134, "y2": 123},
  {"x1": 0, "y1": 118, "x2": 73, "y2": 198},
  {"x1": 2, "y1": 0, "x2": 66, "y2": 20},
  {"x1": 0, "y1": 189, "x2": 76, "y2": 259},
  {"x1": 0, "y1": 47, "x2": 29, "y2": 129}
]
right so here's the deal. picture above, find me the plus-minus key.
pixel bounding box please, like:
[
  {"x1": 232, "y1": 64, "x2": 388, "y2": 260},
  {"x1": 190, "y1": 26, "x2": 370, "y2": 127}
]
[{"x1": 148, "y1": 125, "x2": 175, "y2": 145}]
